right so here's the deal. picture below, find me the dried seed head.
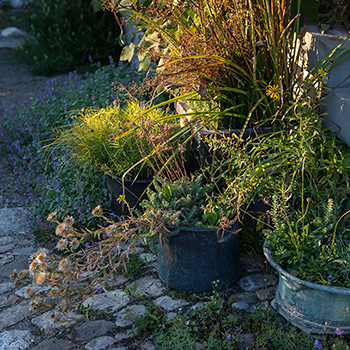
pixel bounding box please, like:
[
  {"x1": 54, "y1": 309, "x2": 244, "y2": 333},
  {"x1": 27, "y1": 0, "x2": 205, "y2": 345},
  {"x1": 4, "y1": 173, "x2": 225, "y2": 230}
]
[
  {"x1": 35, "y1": 272, "x2": 46, "y2": 285},
  {"x1": 58, "y1": 259, "x2": 69, "y2": 271},
  {"x1": 105, "y1": 224, "x2": 116, "y2": 237},
  {"x1": 56, "y1": 238, "x2": 68, "y2": 251},
  {"x1": 18, "y1": 270, "x2": 27, "y2": 279},
  {"x1": 47, "y1": 211, "x2": 57, "y2": 222},
  {"x1": 55, "y1": 223, "x2": 67, "y2": 237},
  {"x1": 92, "y1": 205, "x2": 102, "y2": 217},
  {"x1": 70, "y1": 238, "x2": 80, "y2": 250},
  {"x1": 25, "y1": 287, "x2": 34, "y2": 297},
  {"x1": 64, "y1": 216, "x2": 74, "y2": 226}
]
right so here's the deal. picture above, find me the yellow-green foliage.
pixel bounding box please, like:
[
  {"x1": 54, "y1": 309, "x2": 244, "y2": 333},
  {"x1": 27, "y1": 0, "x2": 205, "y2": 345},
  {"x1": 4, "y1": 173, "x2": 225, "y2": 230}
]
[{"x1": 57, "y1": 100, "x2": 182, "y2": 179}]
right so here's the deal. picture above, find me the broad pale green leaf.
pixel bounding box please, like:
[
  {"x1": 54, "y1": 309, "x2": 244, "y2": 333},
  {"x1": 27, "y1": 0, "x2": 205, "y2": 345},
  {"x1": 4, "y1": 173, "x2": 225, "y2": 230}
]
[
  {"x1": 138, "y1": 56, "x2": 152, "y2": 71},
  {"x1": 120, "y1": 43, "x2": 135, "y2": 62}
]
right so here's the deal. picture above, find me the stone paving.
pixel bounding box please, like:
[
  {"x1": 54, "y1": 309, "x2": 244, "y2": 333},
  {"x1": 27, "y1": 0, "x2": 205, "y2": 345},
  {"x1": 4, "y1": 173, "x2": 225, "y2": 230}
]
[{"x1": 0, "y1": 207, "x2": 277, "y2": 349}]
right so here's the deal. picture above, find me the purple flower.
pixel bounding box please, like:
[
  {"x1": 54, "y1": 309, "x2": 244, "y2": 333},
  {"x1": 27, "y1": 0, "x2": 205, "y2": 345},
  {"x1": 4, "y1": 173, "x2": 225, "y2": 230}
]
[
  {"x1": 335, "y1": 328, "x2": 342, "y2": 335},
  {"x1": 55, "y1": 188, "x2": 60, "y2": 193},
  {"x1": 97, "y1": 287, "x2": 102, "y2": 294},
  {"x1": 314, "y1": 340, "x2": 322, "y2": 349},
  {"x1": 226, "y1": 334, "x2": 231, "y2": 340},
  {"x1": 327, "y1": 275, "x2": 333, "y2": 283},
  {"x1": 16, "y1": 209, "x2": 21, "y2": 214},
  {"x1": 5, "y1": 199, "x2": 10, "y2": 203},
  {"x1": 85, "y1": 243, "x2": 90, "y2": 247},
  {"x1": 55, "y1": 198, "x2": 59, "y2": 202}
]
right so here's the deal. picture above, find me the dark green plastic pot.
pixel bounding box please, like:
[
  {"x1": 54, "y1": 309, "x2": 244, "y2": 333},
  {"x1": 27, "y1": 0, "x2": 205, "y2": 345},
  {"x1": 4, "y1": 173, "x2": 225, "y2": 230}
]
[
  {"x1": 264, "y1": 246, "x2": 350, "y2": 334},
  {"x1": 157, "y1": 226, "x2": 241, "y2": 293},
  {"x1": 106, "y1": 175, "x2": 152, "y2": 217}
]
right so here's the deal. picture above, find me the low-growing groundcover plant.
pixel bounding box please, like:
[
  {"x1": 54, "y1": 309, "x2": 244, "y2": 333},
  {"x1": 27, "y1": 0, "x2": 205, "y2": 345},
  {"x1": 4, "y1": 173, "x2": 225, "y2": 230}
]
[{"x1": 0, "y1": 61, "x2": 155, "y2": 236}]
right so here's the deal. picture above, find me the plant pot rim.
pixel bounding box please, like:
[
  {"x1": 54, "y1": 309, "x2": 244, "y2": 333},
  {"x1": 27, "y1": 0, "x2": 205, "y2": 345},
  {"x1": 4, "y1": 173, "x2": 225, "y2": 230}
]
[
  {"x1": 264, "y1": 245, "x2": 350, "y2": 294},
  {"x1": 106, "y1": 174, "x2": 153, "y2": 184}
]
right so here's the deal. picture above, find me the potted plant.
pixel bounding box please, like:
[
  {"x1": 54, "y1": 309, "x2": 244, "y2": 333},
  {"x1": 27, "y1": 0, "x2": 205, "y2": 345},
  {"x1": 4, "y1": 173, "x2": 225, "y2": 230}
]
[
  {"x1": 139, "y1": 174, "x2": 241, "y2": 293},
  {"x1": 54, "y1": 99, "x2": 187, "y2": 216},
  {"x1": 263, "y1": 195, "x2": 350, "y2": 334}
]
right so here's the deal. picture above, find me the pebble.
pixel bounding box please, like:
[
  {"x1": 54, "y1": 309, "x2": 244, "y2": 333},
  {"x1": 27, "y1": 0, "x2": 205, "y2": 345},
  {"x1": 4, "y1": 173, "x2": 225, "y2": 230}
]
[
  {"x1": 30, "y1": 337, "x2": 74, "y2": 350},
  {"x1": 82, "y1": 289, "x2": 131, "y2": 312},
  {"x1": 114, "y1": 304, "x2": 146, "y2": 327},
  {"x1": 75, "y1": 320, "x2": 116, "y2": 342},
  {"x1": 154, "y1": 295, "x2": 190, "y2": 311},
  {"x1": 239, "y1": 274, "x2": 277, "y2": 292},
  {"x1": 85, "y1": 336, "x2": 116, "y2": 350}
]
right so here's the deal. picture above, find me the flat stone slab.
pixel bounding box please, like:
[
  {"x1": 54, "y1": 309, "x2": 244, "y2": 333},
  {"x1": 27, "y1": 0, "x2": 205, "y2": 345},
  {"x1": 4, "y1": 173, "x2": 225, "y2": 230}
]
[
  {"x1": 238, "y1": 274, "x2": 277, "y2": 292},
  {"x1": 0, "y1": 255, "x2": 15, "y2": 270},
  {"x1": 30, "y1": 337, "x2": 74, "y2": 350},
  {"x1": 82, "y1": 290, "x2": 131, "y2": 312},
  {"x1": 15, "y1": 285, "x2": 49, "y2": 299},
  {"x1": 256, "y1": 286, "x2": 276, "y2": 301},
  {"x1": 0, "y1": 257, "x2": 28, "y2": 277},
  {"x1": 115, "y1": 304, "x2": 146, "y2": 327},
  {"x1": 140, "y1": 340, "x2": 156, "y2": 350},
  {"x1": 129, "y1": 276, "x2": 165, "y2": 297},
  {"x1": 0, "y1": 300, "x2": 34, "y2": 330},
  {"x1": 235, "y1": 292, "x2": 258, "y2": 305},
  {"x1": 0, "y1": 237, "x2": 14, "y2": 245},
  {"x1": 0, "y1": 208, "x2": 29, "y2": 236},
  {"x1": 0, "y1": 293, "x2": 19, "y2": 309},
  {"x1": 75, "y1": 320, "x2": 116, "y2": 342},
  {"x1": 232, "y1": 301, "x2": 250, "y2": 311},
  {"x1": 154, "y1": 296, "x2": 189, "y2": 311},
  {"x1": 114, "y1": 331, "x2": 134, "y2": 342},
  {"x1": 0, "y1": 282, "x2": 15, "y2": 295},
  {"x1": 0, "y1": 330, "x2": 35, "y2": 350},
  {"x1": 13, "y1": 247, "x2": 37, "y2": 256},
  {"x1": 85, "y1": 336, "x2": 116, "y2": 350},
  {"x1": 0, "y1": 245, "x2": 14, "y2": 254},
  {"x1": 32, "y1": 311, "x2": 82, "y2": 334}
]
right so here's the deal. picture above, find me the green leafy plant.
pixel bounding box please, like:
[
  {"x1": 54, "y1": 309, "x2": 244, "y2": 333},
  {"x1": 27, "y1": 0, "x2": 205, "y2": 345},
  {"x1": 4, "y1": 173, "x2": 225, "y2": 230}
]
[
  {"x1": 264, "y1": 196, "x2": 350, "y2": 288},
  {"x1": 15, "y1": 0, "x2": 122, "y2": 75},
  {"x1": 140, "y1": 174, "x2": 239, "y2": 235}
]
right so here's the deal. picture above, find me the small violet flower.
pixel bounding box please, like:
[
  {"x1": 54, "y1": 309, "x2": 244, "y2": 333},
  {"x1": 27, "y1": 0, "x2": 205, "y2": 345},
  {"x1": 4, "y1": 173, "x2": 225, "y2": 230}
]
[
  {"x1": 327, "y1": 275, "x2": 333, "y2": 283},
  {"x1": 314, "y1": 340, "x2": 322, "y2": 349},
  {"x1": 55, "y1": 188, "x2": 60, "y2": 193},
  {"x1": 97, "y1": 287, "x2": 102, "y2": 294},
  {"x1": 226, "y1": 334, "x2": 231, "y2": 340},
  {"x1": 335, "y1": 328, "x2": 342, "y2": 335},
  {"x1": 55, "y1": 198, "x2": 59, "y2": 203}
]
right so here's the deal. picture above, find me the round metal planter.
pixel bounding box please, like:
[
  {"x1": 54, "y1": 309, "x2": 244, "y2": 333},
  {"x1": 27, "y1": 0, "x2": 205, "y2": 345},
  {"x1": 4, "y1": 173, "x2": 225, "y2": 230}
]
[
  {"x1": 264, "y1": 247, "x2": 350, "y2": 334},
  {"x1": 157, "y1": 226, "x2": 241, "y2": 293}
]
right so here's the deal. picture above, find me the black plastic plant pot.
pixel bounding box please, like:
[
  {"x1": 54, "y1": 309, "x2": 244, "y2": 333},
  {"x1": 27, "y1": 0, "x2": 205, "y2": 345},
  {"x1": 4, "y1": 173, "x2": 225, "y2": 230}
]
[
  {"x1": 106, "y1": 175, "x2": 152, "y2": 217},
  {"x1": 157, "y1": 226, "x2": 241, "y2": 293}
]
